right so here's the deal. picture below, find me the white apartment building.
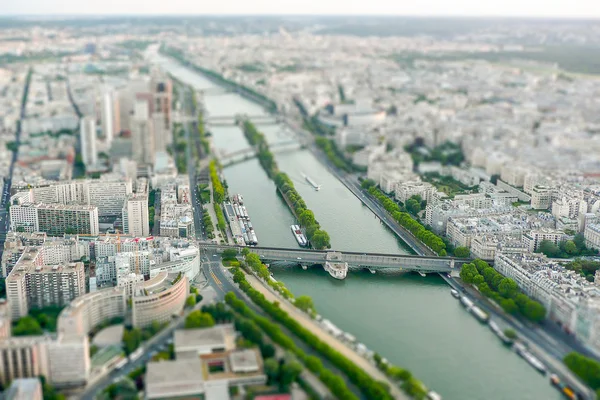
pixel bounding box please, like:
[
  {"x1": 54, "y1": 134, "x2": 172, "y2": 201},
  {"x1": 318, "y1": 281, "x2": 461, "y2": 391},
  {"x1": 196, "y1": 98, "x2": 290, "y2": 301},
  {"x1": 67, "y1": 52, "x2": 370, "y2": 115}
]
[
  {"x1": 531, "y1": 186, "x2": 553, "y2": 210},
  {"x1": 9, "y1": 203, "x2": 38, "y2": 233},
  {"x1": 584, "y1": 223, "x2": 600, "y2": 251},
  {"x1": 122, "y1": 194, "x2": 149, "y2": 237},
  {"x1": 86, "y1": 178, "x2": 133, "y2": 217},
  {"x1": 100, "y1": 89, "x2": 119, "y2": 145},
  {"x1": 395, "y1": 181, "x2": 436, "y2": 204},
  {"x1": 131, "y1": 100, "x2": 155, "y2": 165},
  {"x1": 6, "y1": 248, "x2": 85, "y2": 319},
  {"x1": 552, "y1": 196, "x2": 586, "y2": 220},
  {"x1": 522, "y1": 229, "x2": 566, "y2": 252},
  {"x1": 79, "y1": 116, "x2": 97, "y2": 168}
]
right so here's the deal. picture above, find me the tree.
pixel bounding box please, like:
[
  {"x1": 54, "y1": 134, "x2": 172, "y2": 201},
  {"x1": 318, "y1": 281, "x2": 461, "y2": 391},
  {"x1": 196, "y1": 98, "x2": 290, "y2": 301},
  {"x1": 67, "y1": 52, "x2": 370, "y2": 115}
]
[
  {"x1": 361, "y1": 179, "x2": 376, "y2": 189},
  {"x1": 280, "y1": 360, "x2": 303, "y2": 389},
  {"x1": 504, "y1": 329, "x2": 518, "y2": 340},
  {"x1": 498, "y1": 278, "x2": 519, "y2": 299},
  {"x1": 523, "y1": 300, "x2": 546, "y2": 323},
  {"x1": 122, "y1": 328, "x2": 143, "y2": 355},
  {"x1": 538, "y1": 240, "x2": 559, "y2": 257},
  {"x1": 13, "y1": 316, "x2": 43, "y2": 336},
  {"x1": 221, "y1": 248, "x2": 238, "y2": 260},
  {"x1": 305, "y1": 355, "x2": 323, "y2": 372},
  {"x1": 500, "y1": 298, "x2": 519, "y2": 315},
  {"x1": 459, "y1": 263, "x2": 479, "y2": 283},
  {"x1": 453, "y1": 246, "x2": 470, "y2": 258},
  {"x1": 574, "y1": 233, "x2": 587, "y2": 251},
  {"x1": 294, "y1": 295, "x2": 315, "y2": 314},
  {"x1": 185, "y1": 295, "x2": 196, "y2": 308},
  {"x1": 564, "y1": 352, "x2": 600, "y2": 390},
  {"x1": 406, "y1": 198, "x2": 421, "y2": 215},
  {"x1": 185, "y1": 310, "x2": 215, "y2": 329},
  {"x1": 311, "y1": 229, "x2": 331, "y2": 249},
  {"x1": 298, "y1": 209, "x2": 316, "y2": 227},
  {"x1": 264, "y1": 358, "x2": 279, "y2": 384},
  {"x1": 563, "y1": 240, "x2": 578, "y2": 255}
]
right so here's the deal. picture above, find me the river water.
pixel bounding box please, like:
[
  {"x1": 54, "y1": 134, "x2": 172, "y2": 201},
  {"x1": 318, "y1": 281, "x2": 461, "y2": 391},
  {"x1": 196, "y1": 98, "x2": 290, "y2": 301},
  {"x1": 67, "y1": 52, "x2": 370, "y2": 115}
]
[{"x1": 156, "y1": 55, "x2": 560, "y2": 400}]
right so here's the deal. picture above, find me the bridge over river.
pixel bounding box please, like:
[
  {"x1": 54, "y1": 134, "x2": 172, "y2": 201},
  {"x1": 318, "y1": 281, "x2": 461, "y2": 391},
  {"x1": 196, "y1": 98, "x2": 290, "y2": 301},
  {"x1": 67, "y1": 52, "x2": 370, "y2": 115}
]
[
  {"x1": 205, "y1": 114, "x2": 280, "y2": 126},
  {"x1": 199, "y1": 243, "x2": 483, "y2": 279}
]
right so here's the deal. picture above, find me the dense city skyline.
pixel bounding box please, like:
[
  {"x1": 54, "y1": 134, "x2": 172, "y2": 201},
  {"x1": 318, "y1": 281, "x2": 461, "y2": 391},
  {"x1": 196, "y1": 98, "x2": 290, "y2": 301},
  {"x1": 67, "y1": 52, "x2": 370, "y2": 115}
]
[{"x1": 1, "y1": 0, "x2": 599, "y2": 18}]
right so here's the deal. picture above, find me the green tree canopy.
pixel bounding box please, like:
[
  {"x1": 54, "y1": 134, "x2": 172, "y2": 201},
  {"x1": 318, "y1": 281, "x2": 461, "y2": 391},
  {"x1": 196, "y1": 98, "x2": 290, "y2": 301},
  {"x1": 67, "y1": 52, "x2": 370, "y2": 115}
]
[
  {"x1": 538, "y1": 240, "x2": 560, "y2": 257},
  {"x1": 185, "y1": 310, "x2": 215, "y2": 329},
  {"x1": 294, "y1": 295, "x2": 315, "y2": 314},
  {"x1": 13, "y1": 316, "x2": 43, "y2": 336},
  {"x1": 453, "y1": 246, "x2": 470, "y2": 258}
]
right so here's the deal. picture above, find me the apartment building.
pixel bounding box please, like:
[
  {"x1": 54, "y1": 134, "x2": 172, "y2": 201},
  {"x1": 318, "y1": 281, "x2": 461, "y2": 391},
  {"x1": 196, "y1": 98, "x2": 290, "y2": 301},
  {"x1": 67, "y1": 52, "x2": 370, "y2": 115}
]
[
  {"x1": 36, "y1": 204, "x2": 99, "y2": 236},
  {"x1": 10, "y1": 203, "x2": 99, "y2": 236},
  {"x1": 584, "y1": 223, "x2": 600, "y2": 250},
  {"x1": 6, "y1": 248, "x2": 85, "y2": 319},
  {"x1": 531, "y1": 186, "x2": 553, "y2": 210},
  {"x1": 395, "y1": 181, "x2": 436, "y2": 204},
  {"x1": 79, "y1": 116, "x2": 97, "y2": 168},
  {"x1": 122, "y1": 194, "x2": 149, "y2": 237},
  {"x1": 522, "y1": 229, "x2": 566, "y2": 252}
]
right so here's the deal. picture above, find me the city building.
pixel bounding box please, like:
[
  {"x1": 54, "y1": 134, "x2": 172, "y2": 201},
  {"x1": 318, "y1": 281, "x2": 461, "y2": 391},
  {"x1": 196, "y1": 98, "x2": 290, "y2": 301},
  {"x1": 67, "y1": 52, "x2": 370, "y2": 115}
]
[
  {"x1": 131, "y1": 99, "x2": 155, "y2": 165},
  {"x1": 6, "y1": 248, "x2": 85, "y2": 319},
  {"x1": 584, "y1": 223, "x2": 600, "y2": 251},
  {"x1": 0, "y1": 337, "x2": 51, "y2": 386},
  {"x1": 131, "y1": 271, "x2": 188, "y2": 328},
  {"x1": 522, "y1": 229, "x2": 566, "y2": 252},
  {"x1": 4, "y1": 378, "x2": 43, "y2": 400},
  {"x1": 174, "y1": 325, "x2": 236, "y2": 359},
  {"x1": 79, "y1": 116, "x2": 97, "y2": 168},
  {"x1": 122, "y1": 194, "x2": 149, "y2": 237}
]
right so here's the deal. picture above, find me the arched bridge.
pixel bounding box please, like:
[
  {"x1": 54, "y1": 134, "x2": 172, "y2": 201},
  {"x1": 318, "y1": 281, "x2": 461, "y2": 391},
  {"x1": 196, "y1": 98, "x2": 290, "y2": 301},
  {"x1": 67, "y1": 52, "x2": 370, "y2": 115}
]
[{"x1": 199, "y1": 243, "x2": 486, "y2": 278}]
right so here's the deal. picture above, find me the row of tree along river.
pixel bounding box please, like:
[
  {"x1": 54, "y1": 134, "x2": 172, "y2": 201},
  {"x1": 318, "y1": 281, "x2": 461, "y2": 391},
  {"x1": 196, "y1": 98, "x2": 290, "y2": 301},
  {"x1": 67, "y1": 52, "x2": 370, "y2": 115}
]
[{"x1": 153, "y1": 53, "x2": 561, "y2": 400}]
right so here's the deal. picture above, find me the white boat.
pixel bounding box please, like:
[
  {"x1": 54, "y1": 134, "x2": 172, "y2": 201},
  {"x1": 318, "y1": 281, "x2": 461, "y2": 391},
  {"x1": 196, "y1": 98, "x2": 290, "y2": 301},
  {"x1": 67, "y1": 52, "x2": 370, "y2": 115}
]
[
  {"x1": 450, "y1": 289, "x2": 460, "y2": 298},
  {"x1": 302, "y1": 172, "x2": 321, "y2": 191},
  {"x1": 470, "y1": 306, "x2": 489, "y2": 323},
  {"x1": 514, "y1": 342, "x2": 547, "y2": 374},
  {"x1": 291, "y1": 225, "x2": 308, "y2": 247}
]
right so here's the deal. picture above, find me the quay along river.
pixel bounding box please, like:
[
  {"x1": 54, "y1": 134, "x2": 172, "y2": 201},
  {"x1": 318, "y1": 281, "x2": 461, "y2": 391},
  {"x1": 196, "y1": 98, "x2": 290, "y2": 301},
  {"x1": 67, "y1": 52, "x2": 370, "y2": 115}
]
[{"x1": 154, "y1": 54, "x2": 561, "y2": 400}]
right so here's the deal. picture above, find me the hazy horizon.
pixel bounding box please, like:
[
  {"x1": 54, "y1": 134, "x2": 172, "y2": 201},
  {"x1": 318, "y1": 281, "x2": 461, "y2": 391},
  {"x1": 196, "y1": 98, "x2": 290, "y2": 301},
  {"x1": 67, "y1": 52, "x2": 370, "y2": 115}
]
[{"x1": 1, "y1": 0, "x2": 598, "y2": 19}]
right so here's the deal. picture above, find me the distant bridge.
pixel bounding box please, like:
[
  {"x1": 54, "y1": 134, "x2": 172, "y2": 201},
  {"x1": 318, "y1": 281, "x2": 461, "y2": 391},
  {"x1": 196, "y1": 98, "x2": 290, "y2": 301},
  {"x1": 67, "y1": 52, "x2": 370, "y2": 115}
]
[
  {"x1": 205, "y1": 114, "x2": 280, "y2": 127},
  {"x1": 200, "y1": 243, "x2": 483, "y2": 278},
  {"x1": 199, "y1": 87, "x2": 232, "y2": 96},
  {"x1": 218, "y1": 140, "x2": 303, "y2": 167}
]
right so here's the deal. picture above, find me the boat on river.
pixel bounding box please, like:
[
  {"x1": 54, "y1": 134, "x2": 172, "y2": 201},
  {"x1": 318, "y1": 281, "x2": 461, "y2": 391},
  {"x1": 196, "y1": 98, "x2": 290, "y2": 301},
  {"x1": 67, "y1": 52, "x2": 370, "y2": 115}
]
[
  {"x1": 302, "y1": 172, "x2": 321, "y2": 191},
  {"x1": 450, "y1": 289, "x2": 460, "y2": 298},
  {"x1": 489, "y1": 320, "x2": 513, "y2": 345},
  {"x1": 514, "y1": 342, "x2": 547, "y2": 374},
  {"x1": 291, "y1": 225, "x2": 308, "y2": 247}
]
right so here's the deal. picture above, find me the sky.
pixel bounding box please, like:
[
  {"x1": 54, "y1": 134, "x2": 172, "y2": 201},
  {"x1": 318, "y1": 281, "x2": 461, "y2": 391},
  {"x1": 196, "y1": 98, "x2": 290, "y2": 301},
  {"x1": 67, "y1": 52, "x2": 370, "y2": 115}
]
[{"x1": 1, "y1": 0, "x2": 598, "y2": 18}]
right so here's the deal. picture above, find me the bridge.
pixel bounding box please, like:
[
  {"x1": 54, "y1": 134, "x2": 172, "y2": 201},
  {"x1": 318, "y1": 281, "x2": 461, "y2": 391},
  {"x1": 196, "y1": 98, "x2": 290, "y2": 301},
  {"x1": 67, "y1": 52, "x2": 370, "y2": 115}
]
[
  {"x1": 200, "y1": 243, "x2": 481, "y2": 279},
  {"x1": 205, "y1": 114, "x2": 280, "y2": 127},
  {"x1": 218, "y1": 139, "x2": 304, "y2": 167},
  {"x1": 199, "y1": 87, "x2": 232, "y2": 96}
]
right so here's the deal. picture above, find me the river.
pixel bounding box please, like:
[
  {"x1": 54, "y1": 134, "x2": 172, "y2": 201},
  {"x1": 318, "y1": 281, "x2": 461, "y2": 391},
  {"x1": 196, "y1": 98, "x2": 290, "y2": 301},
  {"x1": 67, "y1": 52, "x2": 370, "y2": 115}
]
[{"x1": 155, "y1": 55, "x2": 560, "y2": 400}]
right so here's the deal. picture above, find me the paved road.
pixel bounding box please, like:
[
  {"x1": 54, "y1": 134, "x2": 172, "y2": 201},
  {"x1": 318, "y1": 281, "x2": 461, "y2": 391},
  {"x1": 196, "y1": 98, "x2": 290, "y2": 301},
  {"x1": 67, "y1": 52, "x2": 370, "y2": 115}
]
[
  {"x1": 0, "y1": 69, "x2": 30, "y2": 261},
  {"x1": 179, "y1": 86, "x2": 206, "y2": 241}
]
